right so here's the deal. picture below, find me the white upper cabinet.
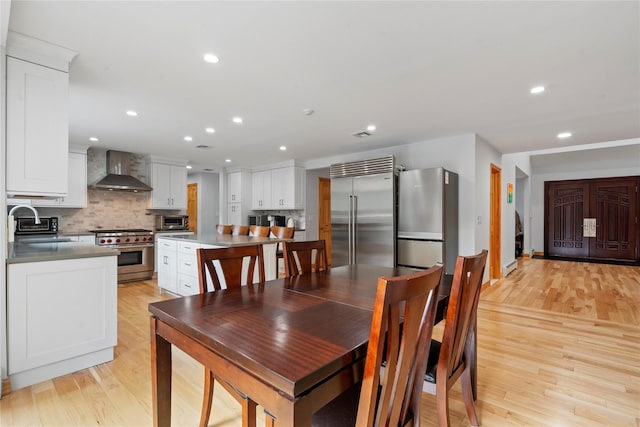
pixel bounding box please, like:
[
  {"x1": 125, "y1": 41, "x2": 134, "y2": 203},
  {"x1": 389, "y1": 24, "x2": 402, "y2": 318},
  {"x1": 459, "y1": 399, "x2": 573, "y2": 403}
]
[
  {"x1": 251, "y1": 162, "x2": 306, "y2": 210},
  {"x1": 252, "y1": 170, "x2": 272, "y2": 209},
  {"x1": 226, "y1": 169, "x2": 252, "y2": 224},
  {"x1": 33, "y1": 148, "x2": 88, "y2": 208},
  {"x1": 147, "y1": 162, "x2": 187, "y2": 210},
  {"x1": 5, "y1": 32, "x2": 77, "y2": 198},
  {"x1": 6, "y1": 57, "x2": 69, "y2": 197}
]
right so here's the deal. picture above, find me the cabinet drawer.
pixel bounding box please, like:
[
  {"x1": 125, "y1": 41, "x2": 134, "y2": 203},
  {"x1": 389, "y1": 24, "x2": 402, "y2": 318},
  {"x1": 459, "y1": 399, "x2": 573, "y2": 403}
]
[
  {"x1": 178, "y1": 274, "x2": 200, "y2": 296},
  {"x1": 178, "y1": 241, "x2": 200, "y2": 254},
  {"x1": 178, "y1": 252, "x2": 199, "y2": 277},
  {"x1": 157, "y1": 239, "x2": 177, "y2": 251}
]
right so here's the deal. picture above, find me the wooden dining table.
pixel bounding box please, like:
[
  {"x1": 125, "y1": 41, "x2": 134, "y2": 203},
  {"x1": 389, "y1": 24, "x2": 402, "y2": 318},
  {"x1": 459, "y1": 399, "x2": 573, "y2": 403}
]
[{"x1": 149, "y1": 264, "x2": 452, "y2": 427}]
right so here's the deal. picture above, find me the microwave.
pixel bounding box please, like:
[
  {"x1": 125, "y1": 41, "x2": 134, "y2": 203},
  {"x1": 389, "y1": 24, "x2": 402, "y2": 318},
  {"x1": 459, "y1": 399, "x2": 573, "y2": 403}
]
[
  {"x1": 155, "y1": 215, "x2": 189, "y2": 231},
  {"x1": 15, "y1": 216, "x2": 58, "y2": 235}
]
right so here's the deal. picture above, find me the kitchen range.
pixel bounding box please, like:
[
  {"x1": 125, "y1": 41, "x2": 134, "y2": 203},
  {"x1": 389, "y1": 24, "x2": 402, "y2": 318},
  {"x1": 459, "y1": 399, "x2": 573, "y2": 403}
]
[{"x1": 91, "y1": 229, "x2": 154, "y2": 282}]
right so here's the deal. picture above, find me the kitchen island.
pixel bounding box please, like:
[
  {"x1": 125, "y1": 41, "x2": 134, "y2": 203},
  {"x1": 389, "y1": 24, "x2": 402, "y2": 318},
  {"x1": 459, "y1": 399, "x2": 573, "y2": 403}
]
[
  {"x1": 5, "y1": 241, "x2": 119, "y2": 390},
  {"x1": 156, "y1": 233, "x2": 292, "y2": 295}
]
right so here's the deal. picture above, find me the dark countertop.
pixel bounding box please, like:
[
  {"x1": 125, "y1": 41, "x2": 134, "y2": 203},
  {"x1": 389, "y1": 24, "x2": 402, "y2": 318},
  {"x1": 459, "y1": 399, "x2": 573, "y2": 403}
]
[
  {"x1": 7, "y1": 241, "x2": 120, "y2": 264},
  {"x1": 156, "y1": 233, "x2": 291, "y2": 247}
]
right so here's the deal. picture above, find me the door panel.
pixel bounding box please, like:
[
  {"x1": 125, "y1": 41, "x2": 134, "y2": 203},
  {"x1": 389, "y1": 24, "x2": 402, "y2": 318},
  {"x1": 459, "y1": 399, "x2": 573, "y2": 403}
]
[
  {"x1": 318, "y1": 178, "x2": 332, "y2": 266},
  {"x1": 353, "y1": 173, "x2": 395, "y2": 267},
  {"x1": 590, "y1": 179, "x2": 637, "y2": 260},
  {"x1": 546, "y1": 181, "x2": 589, "y2": 258},
  {"x1": 330, "y1": 177, "x2": 353, "y2": 267}
]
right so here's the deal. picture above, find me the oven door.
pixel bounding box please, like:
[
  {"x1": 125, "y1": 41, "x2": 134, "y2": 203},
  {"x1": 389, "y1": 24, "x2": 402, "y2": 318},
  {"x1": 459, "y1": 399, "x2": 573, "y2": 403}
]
[{"x1": 117, "y1": 244, "x2": 154, "y2": 282}]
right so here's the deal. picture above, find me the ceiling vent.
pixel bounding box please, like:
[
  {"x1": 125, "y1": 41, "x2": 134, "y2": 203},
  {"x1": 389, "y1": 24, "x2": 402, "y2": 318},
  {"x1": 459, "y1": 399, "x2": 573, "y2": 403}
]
[
  {"x1": 352, "y1": 131, "x2": 372, "y2": 138},
  {"x1": 196, "y1": 144, "x2": 210, "y2": 149}
]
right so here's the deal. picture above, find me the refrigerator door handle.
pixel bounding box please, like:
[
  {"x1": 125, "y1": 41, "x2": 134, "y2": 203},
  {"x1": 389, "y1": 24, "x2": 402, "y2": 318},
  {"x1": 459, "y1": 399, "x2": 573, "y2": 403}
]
[{"x1": 352, "y1": 194, "x2": 357, "y2": 264}]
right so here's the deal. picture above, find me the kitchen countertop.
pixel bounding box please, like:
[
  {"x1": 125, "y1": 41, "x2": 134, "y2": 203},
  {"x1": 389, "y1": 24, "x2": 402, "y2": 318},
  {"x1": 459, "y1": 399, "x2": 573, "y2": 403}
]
[
  {"x1": 6, "y1": 241, "x2": 120, "y2": 264},
  {"x1": 156, "y1": 233, "x2": 292, "y2": 247}
]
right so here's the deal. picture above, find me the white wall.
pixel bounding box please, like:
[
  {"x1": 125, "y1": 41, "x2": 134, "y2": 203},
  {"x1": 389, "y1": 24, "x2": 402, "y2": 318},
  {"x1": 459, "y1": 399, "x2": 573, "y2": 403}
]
[
  {"x1": 501, "y1": 152, "x2": 532, "y2": 270},
  {"x1": 1, "y1": 44, "x2": 7, "y2": 388},
  {"x1": 187, "y1": 172, "x2": 220, "y2": 234}
]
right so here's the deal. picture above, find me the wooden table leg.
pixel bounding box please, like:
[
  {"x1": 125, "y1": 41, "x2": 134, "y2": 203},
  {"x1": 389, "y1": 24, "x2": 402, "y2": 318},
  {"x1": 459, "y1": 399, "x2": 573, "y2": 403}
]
[
  {"x1": 470, "y1": 322, "x2": 477, "y2": 401},
  {"x1": 151, "y1": 317, "x2": 172, "y2": 427}
]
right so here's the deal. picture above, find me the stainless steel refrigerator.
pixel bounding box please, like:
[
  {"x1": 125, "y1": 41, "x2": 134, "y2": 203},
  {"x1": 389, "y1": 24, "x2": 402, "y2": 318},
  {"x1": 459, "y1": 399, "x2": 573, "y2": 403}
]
[
  {"x1": 397, "y1": 167, "x2": 458, "y2": 275},
  {"x1": 330, "y1": 156, "x2": 396, "y2": 267}
]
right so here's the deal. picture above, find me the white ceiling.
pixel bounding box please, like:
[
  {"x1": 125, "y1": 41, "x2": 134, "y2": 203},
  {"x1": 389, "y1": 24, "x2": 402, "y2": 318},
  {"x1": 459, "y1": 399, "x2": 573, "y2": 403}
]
[{"x1": 6, "y1": 1, "x2": 640, "y2": 172}]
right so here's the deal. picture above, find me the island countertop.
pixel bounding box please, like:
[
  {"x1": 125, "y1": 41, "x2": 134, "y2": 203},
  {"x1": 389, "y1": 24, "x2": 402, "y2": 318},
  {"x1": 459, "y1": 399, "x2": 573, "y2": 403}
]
[
  {"x1": 7, "y1": 242, "x2": 120, "y2": 264},
  {"x1": 155, "y1": 233, "x2": 292, "y2": 247}
]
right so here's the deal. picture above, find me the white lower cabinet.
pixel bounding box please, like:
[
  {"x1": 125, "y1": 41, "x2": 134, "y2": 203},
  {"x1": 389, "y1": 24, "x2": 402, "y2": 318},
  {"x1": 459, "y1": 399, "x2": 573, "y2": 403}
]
[
  {"x1": 7, "y1": 256, "x2": 118, "y2": 390},
  {"x1": 156, "y1": 239, "x2": 178, "y2": 293},
  {"x1": 156, "y1": 238, "x2": 279, "y2": 295}
]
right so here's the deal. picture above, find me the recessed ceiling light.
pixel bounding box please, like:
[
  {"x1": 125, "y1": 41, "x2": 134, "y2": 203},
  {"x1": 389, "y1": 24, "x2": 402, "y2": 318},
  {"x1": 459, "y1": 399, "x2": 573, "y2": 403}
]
[
  {"x1": 186, "y1": 165, "x2": 193, "y2": 169},
  {"x1": 89, "y1": 137, "x2": 99, "y2": 142},
  {"x1": 184, "y1": 136, "x2": 193, "y2": 142},
  {"x1": 280, "y1": 146, "x2": 287, "y2": 151},
  {"x1": 557, "y1": 132, "x2": 572, "y2": 139},
  {"x1": 232, "y1": 117, "x2": 243, "y2": 124},
  {"x1": 225, "y1": 159, "x2": 231, "y2": 163},
  {"x1": 530, "y1": 85, "x2": 545, "y2": 94},
  {"x1": 205, "y1": 127, "x2": 215, "y2": 134},
  {"x1": 303, "y1": 108, "x2": 315, "y2": 116},
  {"x1": 126, "y1": 110, "x2": 138, "y2": 117},
  {"x1": 367, "y1": 124, "x2": 377, "y2": 132},
  {"x1": 203, "y1": 53, "x2": 219, "y2": 64}
]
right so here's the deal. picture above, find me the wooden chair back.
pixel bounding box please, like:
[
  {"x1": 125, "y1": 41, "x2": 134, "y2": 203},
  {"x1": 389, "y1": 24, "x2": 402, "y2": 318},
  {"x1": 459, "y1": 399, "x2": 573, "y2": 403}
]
[
  {"x1": 215, "y1": 224, "x2": 232, "y2": 235},
  {"x1": 232, "y1": 225, "x2": 249, "y2": 236},
  {"x1": 196, "y1": 245, "x2": 266, "y2": 293},
  {"x1": 421, "y1": 250, "x2": 488, "y2": 427},
  {"x1": 270, "y1": 226, "x2": 295, "y2": 239},
  {"x1": 439, "y1": 250, "x2": 487, "y2": 383},
  {"x1": 356, "y1": 264, "x2": 444, "y2": 426},
  {"x1": 282, "y1": 240, "x2": 328, "y2": 277},
  {"x1": 249, "y1": 225, "x2": 270, "y2": 237}
]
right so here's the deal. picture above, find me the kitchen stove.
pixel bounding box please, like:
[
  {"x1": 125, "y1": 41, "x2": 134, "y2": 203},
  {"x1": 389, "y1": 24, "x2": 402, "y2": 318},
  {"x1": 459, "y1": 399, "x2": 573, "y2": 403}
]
[
  {"x1": 91, "y1": 229, "x2": 154, "y2": 246},
  {"x1": 90, "y1": 229, "x2": 154, "y2": 282}
]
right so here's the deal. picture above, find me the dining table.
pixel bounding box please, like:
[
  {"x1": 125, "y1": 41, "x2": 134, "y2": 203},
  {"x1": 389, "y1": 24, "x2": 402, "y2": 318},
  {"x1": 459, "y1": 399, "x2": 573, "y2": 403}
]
[{"x1": 149, "y1": 264, "x2": 453, "y2": 427}]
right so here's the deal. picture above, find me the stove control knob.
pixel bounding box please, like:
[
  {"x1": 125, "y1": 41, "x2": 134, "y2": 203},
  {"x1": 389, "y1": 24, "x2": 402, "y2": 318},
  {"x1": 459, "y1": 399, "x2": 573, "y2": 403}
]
[
  {"x1": 100, "y1": 239, "x2": 106, "y2": 244},
  {"x1": 116, "y1": 238, "x2": 121, "y2": 243},
  {"x1": 125, "y1": 238, "x2": 130, "y2": 243},
  {"x1": 135, "y1": 238, "x2": 140, "y2": 242},
  {"x1": 107, "y1": 238, "x2": 112, "y2": 243},
  {"x1": 142, "y1": 237, "x2": 148, "y2": 242}
]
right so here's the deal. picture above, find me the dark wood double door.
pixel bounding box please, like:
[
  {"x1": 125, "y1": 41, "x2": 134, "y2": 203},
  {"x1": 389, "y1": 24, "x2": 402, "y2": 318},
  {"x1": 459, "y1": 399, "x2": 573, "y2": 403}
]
[{"x1": 545, "y1": 176, "x2": 639, "y2": 262}]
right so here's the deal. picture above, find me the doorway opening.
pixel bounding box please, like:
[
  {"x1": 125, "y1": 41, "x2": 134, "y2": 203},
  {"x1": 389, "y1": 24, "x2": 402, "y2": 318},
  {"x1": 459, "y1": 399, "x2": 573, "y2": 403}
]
[{"x1": 490, "y1": 164, "x2": 501, "y2": 280}]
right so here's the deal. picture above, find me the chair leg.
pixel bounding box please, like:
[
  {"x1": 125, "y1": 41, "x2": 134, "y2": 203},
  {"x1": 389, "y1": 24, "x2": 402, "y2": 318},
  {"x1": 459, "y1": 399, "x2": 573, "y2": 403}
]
[
  {"x1": 435, "y1": 379, "x2": 451, "y2": 427},
  {"x1": 199, "y1": 368, "x2": 215, "y2": 427},
  {"x1": 460, "y1": 367, "x2": 480, "y2": 427},
  {"x1": 240, "y1": 396, "x2": 258, "y2": 427}
]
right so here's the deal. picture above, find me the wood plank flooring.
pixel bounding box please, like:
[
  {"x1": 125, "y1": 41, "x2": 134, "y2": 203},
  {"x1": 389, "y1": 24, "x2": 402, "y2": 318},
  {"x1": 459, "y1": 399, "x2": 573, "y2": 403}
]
[{"x1": 1, "y1": 258, "x2": 638, "y2": 426}]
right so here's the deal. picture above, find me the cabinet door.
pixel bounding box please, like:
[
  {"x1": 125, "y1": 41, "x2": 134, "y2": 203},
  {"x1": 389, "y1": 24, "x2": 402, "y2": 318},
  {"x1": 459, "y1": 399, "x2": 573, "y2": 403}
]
[
  {"x1": 228, "y1": 203, "x2": 243, "y2": 225},
  {"x1": 157, "y1": 240, "x2": 178, "y2": 293},
  {"x1": 252, "y1": 170, "x2": 272, "y2": 209},
  {"x1": 149, "y1": 163, "x2": 172, "y2": 209},
  {"x1": 6, "y1": 57, "x2": 69, "y2": 197},
  {"x1": 272, "y1": 167, "x2": 294, "y2": 208},
  {"x1": 228, "y1": 172, "x2": 242, "y2": 202},
  {"x1": 169, "y1": 165, "x2": 187, "y2": 209},
  {"x1": 33, "y1": 152, "x2": 87, "y2": 207}
]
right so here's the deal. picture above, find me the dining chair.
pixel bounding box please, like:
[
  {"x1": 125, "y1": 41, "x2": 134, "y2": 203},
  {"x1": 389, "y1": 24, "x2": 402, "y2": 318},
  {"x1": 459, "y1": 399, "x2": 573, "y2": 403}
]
[
  {"x1": 282, "y1": 240, "x2": 328, "y2": 277},
  {"x1": 422, "y1": 249, "x2": 488, "y2": 427},
  {"x1": 249, "y1": 225, "x2": 270, "y2": 237},
  {"x1": 270, "y1": 226, "x2": 295, "y2": 276},
  {"x1": 232, "y1": 225, "x2": 250, "y2": 236},
  {"x1": 311, "y1": 263, "x2": 444, "y2": 427},
  {"x1": 195, "y1": 245, "x2": 266, "y2": 427},
  {"x1": 215, "y1": 224, "x2": 232, "y2": 235}
]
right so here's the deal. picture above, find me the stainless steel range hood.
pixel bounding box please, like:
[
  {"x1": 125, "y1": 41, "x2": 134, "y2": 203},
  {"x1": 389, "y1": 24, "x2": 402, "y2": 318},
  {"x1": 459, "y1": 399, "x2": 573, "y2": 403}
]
[{"x1": 90, "y1": 150, "x2": 152, "y2": 192}]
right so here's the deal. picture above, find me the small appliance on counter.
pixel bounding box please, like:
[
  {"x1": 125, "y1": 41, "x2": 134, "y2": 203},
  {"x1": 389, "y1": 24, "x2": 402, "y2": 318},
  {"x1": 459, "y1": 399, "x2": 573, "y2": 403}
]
[
  {"x1": 155, "y1": 215, "x2": 189, "y2": 231},
  {"x1": 14, "y1": 216, "x2": 59, "y2": 235},
  {"x1": 269, "y1": 215, "x2": 286, "y2": 227}
]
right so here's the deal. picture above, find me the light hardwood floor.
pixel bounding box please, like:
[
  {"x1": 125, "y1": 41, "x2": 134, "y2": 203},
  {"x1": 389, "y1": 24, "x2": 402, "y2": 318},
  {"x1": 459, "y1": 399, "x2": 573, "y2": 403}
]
[{"x1": 1, "y1": 258, "x2": 638, "y2": 426}]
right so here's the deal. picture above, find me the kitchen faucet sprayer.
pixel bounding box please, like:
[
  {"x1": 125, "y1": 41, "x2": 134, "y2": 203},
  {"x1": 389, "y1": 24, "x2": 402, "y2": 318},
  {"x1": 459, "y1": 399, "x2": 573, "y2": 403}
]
[
  {"x1": 7, "y1": 204, "x2": 41, "y2": 243},
  {"x1": 8, "y1": 204, "x2": 41, "y2": 224}
]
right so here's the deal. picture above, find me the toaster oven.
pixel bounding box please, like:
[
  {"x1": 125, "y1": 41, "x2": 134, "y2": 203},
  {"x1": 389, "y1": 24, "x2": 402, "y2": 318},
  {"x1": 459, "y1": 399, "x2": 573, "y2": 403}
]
[{"x1": 155, "y1": 215, "x2": 189, "y2": 231}]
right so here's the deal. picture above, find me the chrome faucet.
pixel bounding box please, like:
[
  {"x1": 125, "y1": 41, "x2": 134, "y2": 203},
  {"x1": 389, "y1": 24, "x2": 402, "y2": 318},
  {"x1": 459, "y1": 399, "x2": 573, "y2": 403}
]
[{"x1": 8, "y1": 204, "x2": 41, "y2": 224}]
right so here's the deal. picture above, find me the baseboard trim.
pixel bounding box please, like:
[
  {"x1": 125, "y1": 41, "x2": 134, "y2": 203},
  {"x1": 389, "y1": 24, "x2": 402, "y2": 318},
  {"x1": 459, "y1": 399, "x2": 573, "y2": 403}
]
[{"x1": 504, "y1": 260, "x2": 517, "y2": 276}]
